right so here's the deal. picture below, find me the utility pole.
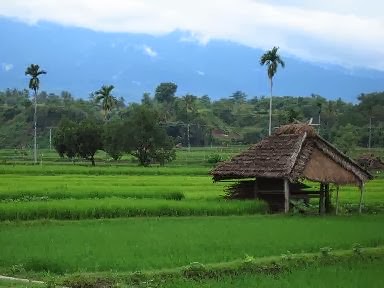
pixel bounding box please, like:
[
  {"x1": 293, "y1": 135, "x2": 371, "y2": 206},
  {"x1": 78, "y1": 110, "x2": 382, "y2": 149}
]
[{"x1": 47, "y1": 126, "x2": 57, "y2": 151}]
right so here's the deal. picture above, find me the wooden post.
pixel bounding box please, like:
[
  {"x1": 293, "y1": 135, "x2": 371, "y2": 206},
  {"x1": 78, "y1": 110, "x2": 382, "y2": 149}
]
[
  {"x1": 359, "y1": 183, "x2": 365, "y2": 214},
  {"x1": 319, "y1": 183, "x2": 325, "y2": 215},
  {"x1": 284, "y1": 178, "x2": 290, "y2": 213},
  {"x1": 324, "y1": 183, "x2": 331, "y2": 214},
  {"x1": 335, "y1": 185, "x2": 340, "y2": 215}
]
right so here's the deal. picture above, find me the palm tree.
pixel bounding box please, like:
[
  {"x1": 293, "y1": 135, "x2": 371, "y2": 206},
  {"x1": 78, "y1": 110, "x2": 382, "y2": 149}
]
[
  {"x1": 25, "y1": 64, "x2": 47, "y2": 164},
  {"x1": 260, "y1": 46, "x2": 285, "y2": 135},
  {"x1": 94, "y1": 85, "x2": 117, "y2": 120}
]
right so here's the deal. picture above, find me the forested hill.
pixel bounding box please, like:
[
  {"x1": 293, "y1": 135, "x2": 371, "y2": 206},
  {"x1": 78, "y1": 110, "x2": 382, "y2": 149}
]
[{"x1": 0, "y1": 84, "x2": 383, "y2": 153}]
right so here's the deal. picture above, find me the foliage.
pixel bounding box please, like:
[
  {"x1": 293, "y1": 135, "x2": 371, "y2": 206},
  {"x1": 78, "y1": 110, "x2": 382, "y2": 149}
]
[
  {"x1": 124, "y1": 105, "x2": 176, "y2": 166},
  {"x1": 154, "y1": 82, "x2": 177, "y2": 104},
  {"x1": 260, "y1": 46, "x2": 285, "y2": 81},
  {"x1": 25, "y1": 64, "x2": 47, "y2": 94},
  {"x1": 1, "y1": 87, "x2": 384, "y2": 151},
  {"x1": 102, "y1": 120, "x2": 125, "y2": 160},
  {"x1": 53, "y1": 118, "x2": 103, "y2": 165},
  {"x1": 207, "y1": 154, "x2": 225, "y2": 164},
  {"x1": 93, "y1": 84, "x2": 117, "y2": 120},
  {"x1": 182, "y1": 262, "x2": 207, "y2": 279}
]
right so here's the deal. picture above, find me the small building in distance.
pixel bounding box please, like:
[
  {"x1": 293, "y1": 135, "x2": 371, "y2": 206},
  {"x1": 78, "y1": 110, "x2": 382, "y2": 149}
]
[{"x1": 211, "y1": 123, "x2": 373, "y2": 214}]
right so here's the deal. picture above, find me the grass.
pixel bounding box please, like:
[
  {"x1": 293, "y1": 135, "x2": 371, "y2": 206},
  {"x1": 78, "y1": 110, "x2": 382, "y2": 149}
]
[
  {"x1": 0, "y1": 164, "x2": 210, "y2": 176},
  {"x1": 0, "y1": 198, "x2": 267, "y2": 220},
  {"x1": 1, "y1": 215, "x2": 384, "y2": 274},
  {"x1": 0, "y1": 175, "x2": 225, "y2": 201},
  {"x1": 160, "y1": 257, "x2": 384, "y2": 288}
]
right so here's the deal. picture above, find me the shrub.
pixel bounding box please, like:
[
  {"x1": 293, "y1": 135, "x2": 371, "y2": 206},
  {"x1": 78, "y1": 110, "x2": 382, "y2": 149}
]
[
  {"x1": 352, "y1": 243, "x2": 362, "y2": 255},
  {"x1": 182, "y1": 262, "x2": 207, "y2": 279},
  {"x1": 24, "y1": 257, "x2": 65, "y2": 274},
  {"x1": 207, "y1": 154, "x2": 224, "y2": 164},
  {"x1": 320, "y1": 247, "x2": 332, "y2": 257}
]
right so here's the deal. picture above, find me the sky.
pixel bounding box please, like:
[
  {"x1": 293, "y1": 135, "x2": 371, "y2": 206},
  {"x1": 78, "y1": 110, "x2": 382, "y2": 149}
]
[{"x1": 0, "y1": 0, "x2": 383, "y2": 71}]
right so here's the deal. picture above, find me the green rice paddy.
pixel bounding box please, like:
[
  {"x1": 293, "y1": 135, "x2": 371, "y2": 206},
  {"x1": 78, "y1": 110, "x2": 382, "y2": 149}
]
[
  {"x1": 0, "y1": 147, "x2": 383, "y2": 287},
  {"x1": 1, "y1": 215, "x2": 383, "y2": 274}
]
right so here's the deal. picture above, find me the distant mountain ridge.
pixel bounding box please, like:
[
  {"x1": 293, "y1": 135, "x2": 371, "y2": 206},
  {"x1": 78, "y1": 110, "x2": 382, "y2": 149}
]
[{"x1": 1, "y1": 18, "x2": 383, "y2": 102}]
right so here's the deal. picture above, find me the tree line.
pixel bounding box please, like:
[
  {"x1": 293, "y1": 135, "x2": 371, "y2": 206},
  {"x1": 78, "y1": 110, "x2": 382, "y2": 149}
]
[{"x1": 1, "y1": 82, "x2": 383, "y2": 165}]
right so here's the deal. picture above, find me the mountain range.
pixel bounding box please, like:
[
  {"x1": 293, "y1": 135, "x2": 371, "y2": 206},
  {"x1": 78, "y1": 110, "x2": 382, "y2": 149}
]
[{"x1": 1, "y1": 17, "x2": 383, "y2": 102}]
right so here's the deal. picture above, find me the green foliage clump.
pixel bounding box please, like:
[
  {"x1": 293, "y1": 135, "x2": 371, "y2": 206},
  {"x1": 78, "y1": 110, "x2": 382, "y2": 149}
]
[
  {"x1": 53, "y1": 118, "x2": 103, "y2": 166},
  {"x1": 182, "y1": 262, "x2": 207, "y2": 279},
  {"x1": 207, "y1": 154, "x2": 225, "y2": 164},
  {"x1": 320, "y1": 247, "x2": 333, "y2": 257}
]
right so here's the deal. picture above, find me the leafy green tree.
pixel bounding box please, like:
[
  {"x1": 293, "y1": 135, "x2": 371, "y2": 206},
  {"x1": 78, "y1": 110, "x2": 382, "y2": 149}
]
[
  {"x1": 53, "y1": 118, "x2": 103, "y2": 166},
  {"x1": 154, "y1": 82, "x2": 177, "y2": 103},
  {"x1": 76, "y1": 119, "x2": 103, "y2": 166},
  {"x1": 154, "y1": 82, "x2": 178, "y2": 122},
  {"x1": 334, "y1": 124, "x2": 359, "y2": 155},
  {"x1": 230, "y1": 91, "x2": 247, "y2": 103},
  {"x1": 103, "y1": 120, "x2": 125, "y2": 160},
  {"x1": 94, "y1": 85, "x2": 117, "y2": 120},
  {"x1": 124, "y1": 105, "x2": 175, "y2": 166},
  {"x1": 53, "y1": 119, "x2": 78, "y2": 159},
  {"x1": 260, "y1": 47, "x2": 285, "y2": 135},
  {"x1": 25, "y1": 64, "x2": 47, "y2": 163}
]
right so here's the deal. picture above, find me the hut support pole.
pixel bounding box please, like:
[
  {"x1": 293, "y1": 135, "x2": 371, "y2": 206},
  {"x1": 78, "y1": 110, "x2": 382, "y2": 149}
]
[
  {"x1": 325, "y1": 184, "x2": 331, "y2": 214},
  {"x1": 319, "y1": 183, "x2": 325, "y2": 215},
  {"x1": 284, "y1": 178, "x2": 290, "y2": 213},
  {"x1": 359, "y1": 183, "x2": 365, "y2": 214},
  {"x1": 335, "y1": 186, "x2": 340, "y2": 215}
]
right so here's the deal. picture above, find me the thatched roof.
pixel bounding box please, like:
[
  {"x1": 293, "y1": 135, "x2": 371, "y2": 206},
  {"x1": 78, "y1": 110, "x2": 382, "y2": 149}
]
[{"x1": 212, "y1": 123, "x2": 373, "y2": 186}]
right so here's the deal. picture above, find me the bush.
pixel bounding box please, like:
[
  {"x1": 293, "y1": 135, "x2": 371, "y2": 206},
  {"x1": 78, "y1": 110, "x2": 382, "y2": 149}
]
[
  {"x1": 182, "y1": 262, "x2": 207, "y2": 279},
  {"x1": 207, "y1": 154, "x2": 224, "y2": 164}
]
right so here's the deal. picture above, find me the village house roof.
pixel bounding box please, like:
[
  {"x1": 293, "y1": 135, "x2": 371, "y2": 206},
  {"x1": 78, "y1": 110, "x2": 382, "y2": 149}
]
[{"x1": 211, "y1": 123, "x2": 373, "y2": 186}]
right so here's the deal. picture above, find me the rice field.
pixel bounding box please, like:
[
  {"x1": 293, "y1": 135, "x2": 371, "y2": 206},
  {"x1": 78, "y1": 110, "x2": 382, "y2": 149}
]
[
  {"x1": 161, "y1": 257, "x2": 384, "y2": 288},
  {"x1": 0, "y1": 164, "x2": 383, "y2": 221},
  {"x1": 1, "y1": 215, "x2": 383, "y2": 274},
  {"x1": 0, "y1": 147, "x2": 383, "y2": 287}
]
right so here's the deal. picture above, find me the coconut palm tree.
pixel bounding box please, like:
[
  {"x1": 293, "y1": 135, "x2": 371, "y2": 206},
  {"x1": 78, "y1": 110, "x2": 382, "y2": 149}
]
[
  {"x1": 25, "y1": 64, "x2": 47, "y2": 164},
  {"x1": 260, "y1": 47, "x2": 285, "y2": 135},
  {"x1": 94, "y1": 85, "x2": 118, "y2": 120}
]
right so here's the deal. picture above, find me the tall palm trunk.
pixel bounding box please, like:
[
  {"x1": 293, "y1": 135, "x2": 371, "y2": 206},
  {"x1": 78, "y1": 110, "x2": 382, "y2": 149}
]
[
  {"x1": 269, "y1": 78, "x2": 273, "y2": 136},
  {"x1": 33, "y1": 90, "x2": 37, "y2": 164}
]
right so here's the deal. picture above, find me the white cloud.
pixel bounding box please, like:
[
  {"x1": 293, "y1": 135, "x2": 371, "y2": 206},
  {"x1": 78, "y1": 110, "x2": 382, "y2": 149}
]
[
  {"x1": 0, "y1": 0, "x2": 384, "y2": 70},
  {"x1": 1, "y1": 63, "x2": 14, "y2": 72},
  {"x1": 142, "y1": 45, "x2": 157, "y2": 58},
  {"x1": 196, "y1": 70, "x2": 205, "y2": 76}
]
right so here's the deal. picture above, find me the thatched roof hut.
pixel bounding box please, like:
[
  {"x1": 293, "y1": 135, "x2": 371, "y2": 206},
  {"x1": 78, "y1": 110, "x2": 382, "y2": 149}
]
[{"x1": 212, "y1": 123, "x2": 373, "y2": 214}]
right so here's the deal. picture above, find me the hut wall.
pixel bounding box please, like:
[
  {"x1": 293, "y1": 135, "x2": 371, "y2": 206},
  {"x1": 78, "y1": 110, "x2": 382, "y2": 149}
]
[
  {"x1": 256, "y1": 177, "x2": 285, "y2": 212},
  {"x1": 256, "y1": 177, "x2": 284, "y2": 192},
  {"x1": 303, "y1": 148, "x2": 359, "y2": 185}
]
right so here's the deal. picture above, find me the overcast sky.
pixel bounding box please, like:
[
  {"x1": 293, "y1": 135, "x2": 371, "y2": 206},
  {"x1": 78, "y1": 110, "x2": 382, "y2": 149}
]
[{"x1": 1, "y1": 0, "x2": 383, "y2": 71}]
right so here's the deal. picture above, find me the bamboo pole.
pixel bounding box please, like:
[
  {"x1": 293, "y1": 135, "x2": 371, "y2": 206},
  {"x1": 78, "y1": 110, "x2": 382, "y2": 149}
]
[
  {"x1": 335, "y1": 185, "x2": 340, "y2": 215},
  {"x1": 284, "y1": 178, "x2": 290, "y2": 213},
  {"x1": 325, "y1": 183, "x2": 331, "y2": 213},
  {"x1": 319, "y1": 183, "x2": 325, "y2": 215}
]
